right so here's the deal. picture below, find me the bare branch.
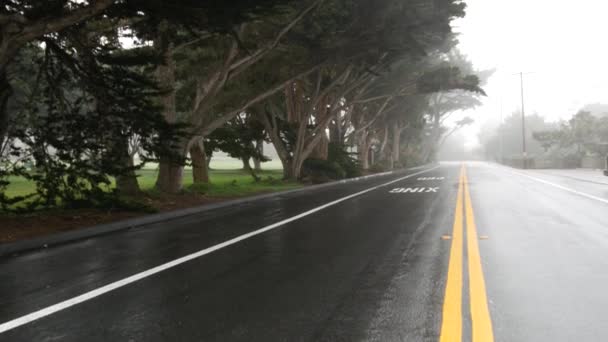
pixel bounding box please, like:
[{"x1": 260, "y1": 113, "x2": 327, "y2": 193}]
[
  {"x1": 172, "y1": 33, "x2": 214, "y2": 53},
  {"x1": 196, "y1": 64, "x2": 322, "y2": 136},
  {"x1": 227, "y1": 0, "x2": 325, "y2": 79},
  {"x1": 0, "y1": 14, "x2": 28, "y2": 26},
  {"x1": 345, "y1": 96, "x2": 394, "y2": 140},
  {"x1": 16, "y1": 0, "x2": 115, "y2": 43}
]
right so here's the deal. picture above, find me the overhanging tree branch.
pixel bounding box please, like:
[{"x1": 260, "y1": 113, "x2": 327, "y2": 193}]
[
  {"x1": 227, "y1": 0, "x2": 326, "y2": 80},
  {"x1": 197, "y1": 64, "x2": 323, "y2": 136},
  {"x1": 16, "y1": 0, "x2": 115, "y2": 43}
]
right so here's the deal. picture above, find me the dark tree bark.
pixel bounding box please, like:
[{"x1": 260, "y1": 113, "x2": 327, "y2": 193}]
[
  {"x1": 154, "y1": 22, "x2": 185, "y2": 193},
  {"x1": 309, "y1": 133, "x2": 329, "y2": 160},
  {"x1": 190, "y1": 140, "x2": 209, "y2": 184},
  {"x1": 253, "y1": 139, "x2": 263, "y2": 171},
  {"x1": 242, "y1": 156, "x2": 252, "y2": 171},
  {"x1": 329, "y1": 118, "x2": 342, "y2": 144},
  {"x1": 0, "y1": 70, "x2": 13, "y2": 140},
  {"x1": 252, "y1": 157, "x2": 261, "y2": 170},
  {"x1": 378, "y1": 124, "x2": 393, "y2": 168},
  {"x1": 156, "y1": 158, "x2": 184, "y2": 193},
  {"x1": 423, "y1": 108, "x2": 442, "y2": 162},
  {"x1": 115, "y1": 141, "x2": 141, "y2": 197},
  {"x1": 258, "y1": 110, "x2": 293, "y2": 180},
  {"x1": 242, "y1": 156, "x2": 261, "y2": 182},
  {"x1": 391, "y1": 124, "x2": 401, "y2": 169},
  {"x1": 357, "y1": 133, "x2": 371, "y2": 170}
]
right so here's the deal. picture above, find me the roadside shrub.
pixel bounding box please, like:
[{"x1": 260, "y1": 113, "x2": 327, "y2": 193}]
[
  {"x1": 0, "y1": 39, "x2": 185, "y2": 213},
  {"x1": 369, "y1": 160, "x2": 392, "y2": 173},
  {"x1": 187, "y1": 183, "x2": 212, "y2": 194},
  {"x1": 562, "y1": 154, "x2": 582, "y2": 168},
  {"x1": 301, "y1": 143, "x2": 363, "y2": 182},
  {"x1": 302, "y1": 159, "x2": 346, "y2": 182},
  {"x1": 328, "y1": 143, "x2": 362, "y2": 178}
]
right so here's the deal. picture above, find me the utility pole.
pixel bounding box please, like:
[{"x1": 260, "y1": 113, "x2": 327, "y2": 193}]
[
  {"x1": 520, "y1": 72, "x2": 527, "y2": 166},
  {"x1": 499, "y1": 85, "x2": 504, "y2": 164}
]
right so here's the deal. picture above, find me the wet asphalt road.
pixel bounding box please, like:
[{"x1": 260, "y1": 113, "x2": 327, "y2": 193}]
[{"x1": 2, "y1": 162, "x2": 608, "y2": 341}]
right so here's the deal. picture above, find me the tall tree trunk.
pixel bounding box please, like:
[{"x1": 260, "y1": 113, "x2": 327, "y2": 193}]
[
  {"x1": 282, "y1": 159, "x2": 295, "y2": 180},
  {"x1": 258, "y1": 110, "x2": 293, "y2": 180},
  {"x1": 378, "y1": 124, "x2": 393, "y2": 169},
  {"x1": 154, "y1": 22, "x2": 184, "y2": 193},
  {"x1": 252, "y1": 158, "x2": 261, "y2": 171},
  {"x1": 358, "y1": 134, "x2": 371, "y2": 170},
  {"x1": 310, "y1": 133, "x2": 329, "y2": 160},
  {"x1": 0, "y1": 70, "x2": 13, "y2": 141},
  {"x1": 115, "y1": 140, "x2": 141, "y2": 196},
  {"x1": 423, "y1": 110, "x2": 442, "y2": 162},
  {"x1": 379, "y1": 125, "x2": 389, "y2": 156},
  {"x1": 433, "y1": 110, "x2": 441, "y2": 141},
  {"x1": 242, "y1": 157, "x2": 252, "y2": 171},
  {"x1": 391, "y1": 125, "x2": 401, "y2": 169},
  {"x1": 240, "y1": 155, "x2": 262, "y2": 182},
  {"x1": 291, "y1": 125, "x2": 328, "y2": 180},
  {"x1": 329, "y1": 118, "x2": 342, "y2": 144},
  {"x1": 156, "y1": 156, "x2": 184, "y2": 193},
  {"x1": 290, "y1": 156, "x2": 308, "y2": 180},
  {"x1": 253, "y1": 139, "x2": 263, "y2": 171},
  {"x1": 190, "y1": 140, "x2": 209, "y2": 184}
]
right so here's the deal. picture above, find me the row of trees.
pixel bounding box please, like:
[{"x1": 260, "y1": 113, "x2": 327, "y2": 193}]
[
  {"x1": 479, "y1": 112, "x2": 556, "y2": 161},
  {"x1": 1, "y1": 0, "x2": 485, "y2": 210},
  {"x1": 533, "y1": 110, "x2": 608, "y2": 157},
  {"x1": 480, "y1": 108, "x2": 608, "y2": 163}
]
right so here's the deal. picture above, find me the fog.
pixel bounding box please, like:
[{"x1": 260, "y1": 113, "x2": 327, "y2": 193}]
[{"x1": 451, "y1": 0, "x2": 608, "y2": 150}]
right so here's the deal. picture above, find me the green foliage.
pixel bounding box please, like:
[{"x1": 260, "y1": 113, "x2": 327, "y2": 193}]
[
  {"x1": 327, "y1": 143, "x2": 362, "y2": 178},
  {"x1": 3, "y1": 169, "x2": 300, "y2": 208},
  {"x1": 533, "y1": 130, "x2": 564, "y2": 152},
  {"x1": 302, "y1": 143, "x2": 362, "y2": 182},
  {"x1": 480, "y1": 112, "x2": 556, "y2": 160},
  {"x1": 1, "y1": 0, "x2": 477, "y2": 213},
  {"x1": 1, "y1": 26, "x2": 185, "y2": 212},
  {"x1": 531, "y1": 110, "x2": 608, "y2": 157},
  {"x1": 207, "y1": 114, "x2": 269, "y2": 163},
  {"x1": 187, "y1": 182, "x2": 212, "y2": 194},
  {"x1": 302, "y1": 159, "x2": 346, "y2": 182},
  {"x1": 418, "y1": 66, "x2": 486, "y2": 95},
  {"x1": 182, "y1": 170, "x2": 300, "y2": 196},
  {"x1": 399, "y1": 151, "x2": 426, "y2": 168},
  {"x1": 368, "y1": 162, "x2": 389, "y2": 173}
]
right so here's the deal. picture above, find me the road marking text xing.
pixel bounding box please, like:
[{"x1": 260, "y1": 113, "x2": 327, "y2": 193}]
[{"x1": 389, "y1": 187, "x2": 439, "y2": 193}]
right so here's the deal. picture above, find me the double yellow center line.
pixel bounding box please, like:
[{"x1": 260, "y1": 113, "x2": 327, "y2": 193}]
[{"x1": 440, "y1": 165, "x2": 494, "y2": 342}]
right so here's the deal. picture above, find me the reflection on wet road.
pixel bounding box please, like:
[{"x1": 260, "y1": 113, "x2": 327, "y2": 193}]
[{"x1": 2, "y1": 162, "x2": 608, "y2": 341}]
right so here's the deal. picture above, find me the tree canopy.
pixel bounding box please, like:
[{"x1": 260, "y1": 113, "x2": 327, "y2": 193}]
[{"x1": 0, "y1": 0, "x2": 487, "y2": 211}]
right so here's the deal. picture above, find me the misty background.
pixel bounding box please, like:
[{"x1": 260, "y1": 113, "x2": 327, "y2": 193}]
[{"x1": 440, "y1": 0, "x2": 608, "y2": 161}]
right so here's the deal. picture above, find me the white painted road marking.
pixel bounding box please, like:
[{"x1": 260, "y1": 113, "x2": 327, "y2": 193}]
[
  {"x1": 389, "y1": 187, "x2": 440, "y2": 193},
  {"x1": 506, "y1": 168, "x2": 608, "y2": 205},
  {"x1": 0, "y1": 166, "x2": 439, "y2": 334},
  {"x1": 418, "y1": 177, "x2": 445, "y2": 181}
]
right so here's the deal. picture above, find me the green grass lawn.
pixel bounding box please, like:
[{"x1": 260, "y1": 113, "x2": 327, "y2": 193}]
[
  {"x1": 2, "y1": 168, "x2": 300, "y2": 199},
  {"x1": 3, "y1": 176, "x2": 34, "y2": 198},
  {"x1": 0, "y1": 167, "x2": 301, "y2": 242},
  {"x1": 142, "y1": 169, "x2": 301, "y2": 197}
]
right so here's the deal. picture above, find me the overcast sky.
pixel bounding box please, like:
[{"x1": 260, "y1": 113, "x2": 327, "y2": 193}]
[{"x1": 452, "y1": 0, "x2": 608, "y2": 147}]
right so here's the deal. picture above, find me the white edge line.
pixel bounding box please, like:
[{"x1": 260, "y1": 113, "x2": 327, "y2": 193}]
[
  {"x1": 0, "y1": 166, "x2": 439, "y2": 334},
  {"x1": 503, "y1": 167, "x2": 608, "y2": 205}
]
